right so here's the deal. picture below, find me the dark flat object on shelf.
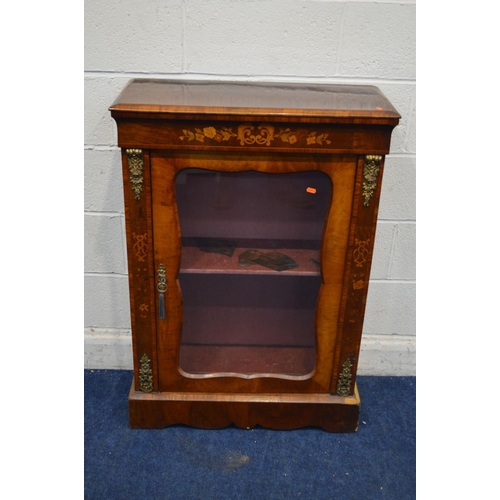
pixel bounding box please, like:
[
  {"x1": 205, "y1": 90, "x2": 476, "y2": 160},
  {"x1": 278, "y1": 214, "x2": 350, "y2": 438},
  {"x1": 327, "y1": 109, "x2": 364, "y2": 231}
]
[
  {"x1": 196, "y1": 238, "x2": 238, "y2": 257},
  {"x1": 238, "y1": 249, "x2": 299, "y2": 272}
]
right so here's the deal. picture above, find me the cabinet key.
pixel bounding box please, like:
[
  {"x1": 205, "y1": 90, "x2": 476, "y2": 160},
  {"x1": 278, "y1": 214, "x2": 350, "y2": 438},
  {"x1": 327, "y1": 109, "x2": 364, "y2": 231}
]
[{"x1": 157, "y1": 264, "x2": 167, "y2": 319}]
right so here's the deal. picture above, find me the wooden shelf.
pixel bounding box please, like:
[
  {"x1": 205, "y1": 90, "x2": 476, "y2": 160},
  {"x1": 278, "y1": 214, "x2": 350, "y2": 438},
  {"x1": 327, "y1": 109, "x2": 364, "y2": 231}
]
[
  {"x1": 179, "y1": 345, "x2": 315, "y2": 378},
  {"x1": 180, "y1": 246, "x2": 321, "y2": 276}
]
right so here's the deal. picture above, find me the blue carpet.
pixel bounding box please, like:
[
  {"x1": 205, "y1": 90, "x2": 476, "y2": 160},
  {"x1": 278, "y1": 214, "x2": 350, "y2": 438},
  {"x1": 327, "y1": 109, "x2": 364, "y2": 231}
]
[{"x1": 85, "y1": 370, "x2": 415, "y2": 500}]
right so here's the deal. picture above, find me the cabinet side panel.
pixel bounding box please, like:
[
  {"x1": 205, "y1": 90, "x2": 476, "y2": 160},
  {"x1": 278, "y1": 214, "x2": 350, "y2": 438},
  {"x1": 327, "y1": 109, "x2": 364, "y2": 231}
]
[
  {"x1": 121, "y1": 149, "x2": 158, "y2": 392},
  {"x1": 331, "y1": 155, "x2": 386, "y2": 395}
]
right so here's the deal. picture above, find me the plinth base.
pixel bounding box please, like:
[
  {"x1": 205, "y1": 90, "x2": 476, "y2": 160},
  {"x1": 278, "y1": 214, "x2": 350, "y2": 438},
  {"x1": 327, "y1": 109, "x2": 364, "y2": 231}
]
[{"x1": 128, "y1": 382, "x2": 360, "y2": 432}]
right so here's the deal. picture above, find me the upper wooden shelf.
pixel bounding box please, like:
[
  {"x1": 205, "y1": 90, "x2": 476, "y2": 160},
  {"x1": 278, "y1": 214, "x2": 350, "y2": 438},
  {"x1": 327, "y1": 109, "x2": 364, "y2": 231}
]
[
  {"x1": 180, "y1": 246, "x2": 321, "y2": 276},
  {"x1": 109, "y1": 79, "x2": 400, "y2": 125}
]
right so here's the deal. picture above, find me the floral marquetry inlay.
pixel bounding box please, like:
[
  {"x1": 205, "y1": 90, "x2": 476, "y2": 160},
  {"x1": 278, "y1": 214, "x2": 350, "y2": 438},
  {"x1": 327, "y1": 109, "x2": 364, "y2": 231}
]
[
  {"x1": 132, "y1": 233, "x2": 148, "y2": 262},
  {"x1": 179, "y1": 124, "x2": 332, "y2": 147},
  {"x1": 352, "y1": 279, "x2": 365, "y2": 290},
  {"x1": 353, "y1": 238, "x2": 370, "y2": 268}
]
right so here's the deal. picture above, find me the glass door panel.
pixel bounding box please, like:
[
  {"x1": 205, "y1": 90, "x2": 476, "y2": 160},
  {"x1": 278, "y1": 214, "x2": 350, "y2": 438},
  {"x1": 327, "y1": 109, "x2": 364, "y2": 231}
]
[{"x1": 175, "y1": 169, "x2": 332, "y2": 378}]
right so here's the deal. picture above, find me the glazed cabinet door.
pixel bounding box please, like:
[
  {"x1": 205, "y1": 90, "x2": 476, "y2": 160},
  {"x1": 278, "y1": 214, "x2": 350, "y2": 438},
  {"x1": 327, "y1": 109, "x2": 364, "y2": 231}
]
[{"x1": 151, "y1": 151, "x2": 357, "y2": 394}]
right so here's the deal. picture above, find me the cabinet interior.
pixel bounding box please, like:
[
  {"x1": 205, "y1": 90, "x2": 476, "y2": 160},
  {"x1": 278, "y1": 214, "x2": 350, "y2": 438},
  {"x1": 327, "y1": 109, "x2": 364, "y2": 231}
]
[{"x1": 175, "y1": 168, "x2": 331, "y2": 377}]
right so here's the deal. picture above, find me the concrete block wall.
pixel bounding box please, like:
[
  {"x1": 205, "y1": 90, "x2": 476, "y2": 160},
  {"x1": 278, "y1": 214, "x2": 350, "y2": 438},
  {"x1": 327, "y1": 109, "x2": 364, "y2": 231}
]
[{"x1": 84, "y1": 0, "x2": 416, "y2": 375}]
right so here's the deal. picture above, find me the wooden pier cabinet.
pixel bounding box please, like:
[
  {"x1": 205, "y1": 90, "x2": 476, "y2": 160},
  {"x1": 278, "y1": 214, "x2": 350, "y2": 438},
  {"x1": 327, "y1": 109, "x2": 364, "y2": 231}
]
[{"x1": 109, "y1": 79, "x2": 400, "y2": 431}]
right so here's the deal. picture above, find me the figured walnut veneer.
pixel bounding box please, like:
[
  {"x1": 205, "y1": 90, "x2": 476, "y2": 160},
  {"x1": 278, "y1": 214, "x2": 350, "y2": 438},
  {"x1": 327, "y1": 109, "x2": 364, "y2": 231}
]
[{"x1": 110, "y1": 80, "x2": 400, "y2": 431}]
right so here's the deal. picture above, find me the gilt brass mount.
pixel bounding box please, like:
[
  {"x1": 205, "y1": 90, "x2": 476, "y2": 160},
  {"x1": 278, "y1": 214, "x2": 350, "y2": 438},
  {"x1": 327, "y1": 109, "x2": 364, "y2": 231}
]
[
  {"x1": 139, "y1": 353, "x2": 153, "y2": 393},
  {"x1": 336, "y1": 358, "x2": 354, "y2": 396},
  {"x1": 126, "y1": 149, "x2": 144, "y2": 201},
  {"x1": 362, "y1": 155, "x2": 382, "y2": 207}
]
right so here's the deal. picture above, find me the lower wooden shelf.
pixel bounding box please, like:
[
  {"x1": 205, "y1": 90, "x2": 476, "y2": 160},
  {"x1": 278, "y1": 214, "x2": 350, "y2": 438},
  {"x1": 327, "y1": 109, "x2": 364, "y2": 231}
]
[
  {"x1": 128, "y1": 382, "x2": 360, "y2": 432},
  {"x1": 179, "y1": 345, "x2": 315, "y2": 378}
]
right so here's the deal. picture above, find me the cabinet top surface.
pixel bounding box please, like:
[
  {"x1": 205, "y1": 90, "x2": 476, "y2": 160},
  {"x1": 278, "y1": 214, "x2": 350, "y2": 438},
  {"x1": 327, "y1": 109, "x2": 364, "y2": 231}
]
[{"x1": 109, "y1": 79, "x2": 400, "y2": 122}]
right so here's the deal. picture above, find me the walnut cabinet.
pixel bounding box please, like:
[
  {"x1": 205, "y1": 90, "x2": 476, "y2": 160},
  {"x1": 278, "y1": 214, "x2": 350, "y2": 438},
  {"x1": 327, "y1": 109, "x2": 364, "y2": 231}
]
[{"x1": 109, "y1": 80, "x2": 400, "y2": 432}]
